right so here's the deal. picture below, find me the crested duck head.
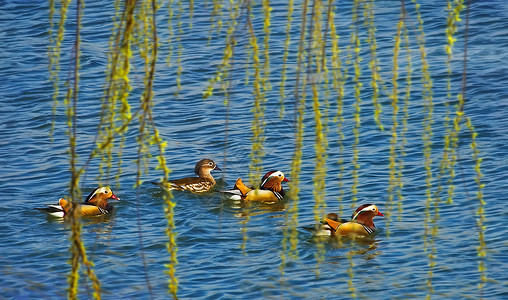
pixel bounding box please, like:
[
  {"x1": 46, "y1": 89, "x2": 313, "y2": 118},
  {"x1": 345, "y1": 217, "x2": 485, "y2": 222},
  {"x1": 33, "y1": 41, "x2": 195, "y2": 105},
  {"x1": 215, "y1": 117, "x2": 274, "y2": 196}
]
[
  {"x1": 351, "y1": 204, "x2": 383, "y2": 228},
  {"x1": 259, "y1": 170, "x2": 290, "y2": 193},
  {"x1": 85, "y1": 187, "x2": 119, "y2": 209}
]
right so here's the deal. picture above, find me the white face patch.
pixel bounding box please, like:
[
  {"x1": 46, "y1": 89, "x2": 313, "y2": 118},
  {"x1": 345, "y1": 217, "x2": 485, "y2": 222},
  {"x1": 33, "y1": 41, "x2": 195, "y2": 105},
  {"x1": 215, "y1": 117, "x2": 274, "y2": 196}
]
[
  {"x1": 260, "y1": 171, "x2": 286, "y2": 188},
  {"x1": 90, "y1": 187, "x2": 110, "y2": 199},
  {"x1": 96, "y1": 187, "x2": 109, "y2": 194},
  {"x1": 270, "y1": 171, "x2": 284, "y2": 179},
  {"x1": 352, "y1": 205, "x2": 377, "y2": 220},
  {"x1": 362, "y1": 205, "x2": 377, "y2": 213}
]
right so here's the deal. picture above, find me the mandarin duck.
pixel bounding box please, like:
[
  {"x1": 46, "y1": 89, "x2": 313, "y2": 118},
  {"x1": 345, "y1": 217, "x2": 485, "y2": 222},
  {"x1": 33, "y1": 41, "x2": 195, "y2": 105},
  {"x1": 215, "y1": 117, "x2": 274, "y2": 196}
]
[
  {"x1": 153, "y1": 158, "x2": 222, "y2": 193},
  {"x1": 36, "y1": 187, "x2": 119, "y2": 218},
  {"x1": 318, "y1": 204, "x2": 384, "y2": 237},
  {"x1": 222, "y1": 170, "x2": 290, "y2": 202}
]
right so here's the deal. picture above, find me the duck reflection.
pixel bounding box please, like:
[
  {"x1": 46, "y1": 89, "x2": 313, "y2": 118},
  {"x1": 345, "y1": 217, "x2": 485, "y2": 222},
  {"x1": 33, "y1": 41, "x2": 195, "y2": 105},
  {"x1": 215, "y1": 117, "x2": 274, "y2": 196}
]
[
  {"x1": 42, "y1": 212, "x2": 115, "y2": 225},
  {"x1": 305, "y1": 235, "x2": 382, "y2": 264},
  {"x1": 229, "y1": 199, "x2": 287, "y2": 218}
]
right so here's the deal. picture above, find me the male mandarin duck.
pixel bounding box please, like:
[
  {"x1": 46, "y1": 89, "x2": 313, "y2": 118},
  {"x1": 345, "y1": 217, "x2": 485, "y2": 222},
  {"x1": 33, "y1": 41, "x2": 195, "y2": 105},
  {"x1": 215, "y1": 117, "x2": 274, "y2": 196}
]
[
  {"x1": 153, "y1": 158, "x2": 222, "y2": 193},
  {"x1": 36, "y1": 187, "x2": 119, "y2": 218},
  {"x1": 222, "y1": 170, "x2": 290, "y2": 202},
  {"x1": 319, "y1": 204, "x2": 384, "y2": 237}
]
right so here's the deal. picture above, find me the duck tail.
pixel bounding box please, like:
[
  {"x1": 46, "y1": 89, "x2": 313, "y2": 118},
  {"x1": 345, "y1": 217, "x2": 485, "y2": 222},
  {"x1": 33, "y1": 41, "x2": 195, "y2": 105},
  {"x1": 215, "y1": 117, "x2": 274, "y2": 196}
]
[
  {"x1": 35, "y1": 198, "x2": 69, "y2": 218},
  {"x1": 151, "y1": 181, "x2": 163, "y2": 187},
  {"x1": 220, "y1": 188, "x2": 243, "y2": 200},
  {"x1": 152, "y1": 181, "x2": 180, "y2": 191}
]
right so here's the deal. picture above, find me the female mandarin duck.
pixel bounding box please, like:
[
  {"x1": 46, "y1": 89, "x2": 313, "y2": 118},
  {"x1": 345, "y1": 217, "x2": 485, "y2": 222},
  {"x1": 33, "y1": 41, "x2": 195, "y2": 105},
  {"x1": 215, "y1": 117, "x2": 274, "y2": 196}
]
[
  {"x1": 222, "y1": 170, "x2": 290, "y2": 202},
  {"x1": 319, "y1": 204, "x2": 384, "y2": 237},
  {"x1": 36, "y1": 187, "x2": 119, "y2": 218},
  {"x1": 154, "y1": 158, "x2": 222, "y2": 193}
]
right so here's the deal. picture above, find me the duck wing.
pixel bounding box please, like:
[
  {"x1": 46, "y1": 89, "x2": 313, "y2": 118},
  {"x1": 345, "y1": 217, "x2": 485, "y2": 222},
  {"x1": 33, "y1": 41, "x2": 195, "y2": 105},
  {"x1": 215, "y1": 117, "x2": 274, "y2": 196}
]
[{"x1": 169, "y1": 177, "x2": 215, "y2": 193}]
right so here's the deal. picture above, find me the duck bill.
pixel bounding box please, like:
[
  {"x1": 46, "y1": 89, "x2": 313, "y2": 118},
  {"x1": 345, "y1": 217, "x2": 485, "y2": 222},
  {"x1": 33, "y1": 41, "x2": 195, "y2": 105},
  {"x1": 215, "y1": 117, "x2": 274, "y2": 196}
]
[
  {"x1": 283, "y1": 177, "x2": 290, "y2": 182},
  {"x1": 111, "y1": 194, "x2": 120, "y2": 201},
  {"x1": 377, "y1": 211, "x2": 384, "y2": 217},
  {"x1": 214, "y1": 166, "x2": 223, "y2": 171}
]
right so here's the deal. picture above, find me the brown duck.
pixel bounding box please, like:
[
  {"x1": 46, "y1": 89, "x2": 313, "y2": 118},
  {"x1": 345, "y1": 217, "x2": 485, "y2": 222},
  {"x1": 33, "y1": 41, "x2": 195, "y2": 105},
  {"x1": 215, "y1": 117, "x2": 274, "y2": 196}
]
[{"x1": 154, "y1": 158, "x2": 222, "y2": 193}]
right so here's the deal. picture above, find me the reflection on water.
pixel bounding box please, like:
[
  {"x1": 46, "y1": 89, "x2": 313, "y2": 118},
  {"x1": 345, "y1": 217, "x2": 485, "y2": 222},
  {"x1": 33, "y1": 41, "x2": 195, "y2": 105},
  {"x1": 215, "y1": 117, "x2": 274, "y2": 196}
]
[
  {"x1": 2, "y1": 0, "x2": 508, "y2": 298},
  {"x1": 86, "y1": 217, "x2": 115, "y2": 237},
  {"x1": 224, "y1": 197, "x2": 287, "y2": 218},
  {"x1": 326, "y1": 236, "x2": 381, "y2": 260},
  {"x1": 39, "y1": 212, "x2": 114, "y2": 225},
  {"x1": 309, "y1": 231, "x2": 382, "y2": 260},
  {"x1": 39, "y1": 213, "x2": 116, "y2": 244}
]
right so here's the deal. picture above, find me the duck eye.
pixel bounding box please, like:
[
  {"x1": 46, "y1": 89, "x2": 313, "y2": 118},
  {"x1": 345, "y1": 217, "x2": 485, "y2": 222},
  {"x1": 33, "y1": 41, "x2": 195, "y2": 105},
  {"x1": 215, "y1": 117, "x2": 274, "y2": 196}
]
[{"x1": 209, "y1": 162, "x2": 213, "y2": 166}]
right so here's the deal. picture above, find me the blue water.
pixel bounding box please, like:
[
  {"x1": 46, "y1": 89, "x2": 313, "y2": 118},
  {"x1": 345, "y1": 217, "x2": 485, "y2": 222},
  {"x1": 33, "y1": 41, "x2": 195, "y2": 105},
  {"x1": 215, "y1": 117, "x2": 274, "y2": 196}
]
[{"x1": 1, "y1": 0, "x2": 508, "y2": 299}]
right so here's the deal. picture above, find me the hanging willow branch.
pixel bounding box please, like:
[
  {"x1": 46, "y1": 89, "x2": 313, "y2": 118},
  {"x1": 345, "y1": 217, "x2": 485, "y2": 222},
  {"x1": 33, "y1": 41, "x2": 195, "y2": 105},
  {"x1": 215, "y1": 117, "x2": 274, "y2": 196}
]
[
  {"x1": 286, "y1": 0, "x2": 310, "y2": 258},
  {"x1": 402, "y1": 1, "x2": 437, "y2": 297},
  {"x1": 48, "y1": 0, "x2": 104, "y2": 298},
  {"x1": 455, "y1": 0, "x2": 487, "y2": 293},
  {"x1": 307, "y1": 0, "x2": 328, "y2": 277},
  {"x1": 385, "y1": 7, "x2": 404, "y2": 237},
  {"x1": 48, "y1": 0, "x2": 70, "y2": 141},
  {"x1": 328, "y1": 0, "x2": 346, "y2": 218},
  {"x1": 364, "y1": 0, "x2": 384, "y2": 131},
  {"x1": 279, "y1": 0, "x2": 294, "y2": 118},
  {"x1": 46, "y1": 1, "x2": 488, "y2": 298}
]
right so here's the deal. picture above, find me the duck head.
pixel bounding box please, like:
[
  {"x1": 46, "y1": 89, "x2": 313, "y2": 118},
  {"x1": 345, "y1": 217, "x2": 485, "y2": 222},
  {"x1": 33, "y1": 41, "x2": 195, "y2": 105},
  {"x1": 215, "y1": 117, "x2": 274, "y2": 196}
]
[
  {"x1": 85, "y1": 187, "x2": 119, "y2": 208},
  {"x1": 351, "y1": 204, "x2": 383, "y2": 228},
  {"x1": 260, "y1": 170, "x2": 290, "y2": 193},
  {"x1": 194, "y1": 158, "x2": 222, "y2": 178}
]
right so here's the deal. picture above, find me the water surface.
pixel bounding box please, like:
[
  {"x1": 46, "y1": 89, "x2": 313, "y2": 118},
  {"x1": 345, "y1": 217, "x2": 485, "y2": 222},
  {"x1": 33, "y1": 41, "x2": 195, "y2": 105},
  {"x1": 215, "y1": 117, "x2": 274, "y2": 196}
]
[{"x1": 1, "y1": 1, "x2": 508, "y2": 299}]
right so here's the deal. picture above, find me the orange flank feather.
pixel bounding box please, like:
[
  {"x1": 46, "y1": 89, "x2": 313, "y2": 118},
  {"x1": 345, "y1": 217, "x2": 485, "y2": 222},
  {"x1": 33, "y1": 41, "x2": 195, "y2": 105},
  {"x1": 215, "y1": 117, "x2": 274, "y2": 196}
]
[
  {"x1": 323, "y1": 216, "x2": 344, "y2": 231},
  {"x1": 234, "y1": 178, "x2": 252, "y2": 197}
]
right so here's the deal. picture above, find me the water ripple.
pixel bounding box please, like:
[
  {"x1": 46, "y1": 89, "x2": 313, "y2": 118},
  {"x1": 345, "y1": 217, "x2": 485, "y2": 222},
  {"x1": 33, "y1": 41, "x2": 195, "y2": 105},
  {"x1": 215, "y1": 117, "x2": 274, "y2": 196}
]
[{"x1": 0, "y1": 0, "x2": 507, "y2": 299}]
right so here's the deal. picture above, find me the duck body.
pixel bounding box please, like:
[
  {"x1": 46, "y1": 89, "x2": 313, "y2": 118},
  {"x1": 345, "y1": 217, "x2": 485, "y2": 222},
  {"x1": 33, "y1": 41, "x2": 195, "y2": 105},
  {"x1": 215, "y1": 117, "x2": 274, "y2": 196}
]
[
  {"x1": 319, "y1": 204, "x2": 383, "y2": 237},
  {"x1": 222, "y1": 171, "x2": 290, "y2": 202},
  {"x1": 36, "y1": 187, "x2": 119, "y2": 218},
  {"x1": 154, "y1": 159, "x2": 222, "y2": 193},
  {"x1": 165, "y1": 177, "x2": 216, "y2": 193}
]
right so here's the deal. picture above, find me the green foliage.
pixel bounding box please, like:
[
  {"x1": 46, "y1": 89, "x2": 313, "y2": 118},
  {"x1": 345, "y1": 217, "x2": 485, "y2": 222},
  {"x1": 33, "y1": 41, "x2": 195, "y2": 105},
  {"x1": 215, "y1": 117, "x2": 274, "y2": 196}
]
[{"x1": 48, "y1": 0, "x2": 485, "y2": 298}]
